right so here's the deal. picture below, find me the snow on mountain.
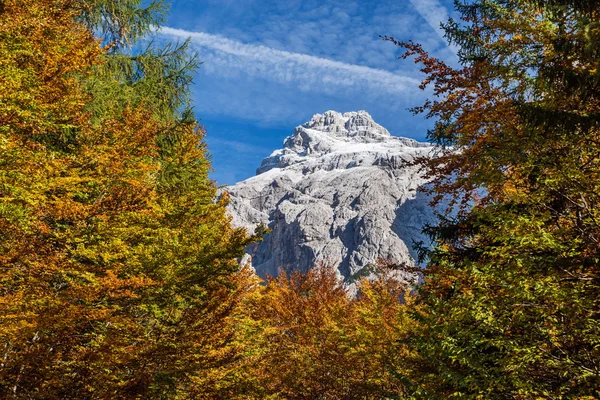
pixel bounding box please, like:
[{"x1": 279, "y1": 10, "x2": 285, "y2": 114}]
[{"x1": 225, "y1": 110, "x2": 437, "y2": 282}]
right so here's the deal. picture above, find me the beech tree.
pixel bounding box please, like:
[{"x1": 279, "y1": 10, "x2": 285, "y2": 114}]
[
  {"x1": 230, "y1": 264, "x2": 414, "y2": 400},
  {"x1": 388, "y1": 0, "x2": 600, "y2": 397},
  {"x1": 0, "y1": 1, "x2": 254, "y2": 397}
]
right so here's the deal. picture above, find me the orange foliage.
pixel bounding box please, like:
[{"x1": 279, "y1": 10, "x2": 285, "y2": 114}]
[
  {"x1": 0, "y1": 1, "x2": 253, "y2": 397},
  {"x1": 229, "y1": 264, "x2": 415, "y2": 399}
]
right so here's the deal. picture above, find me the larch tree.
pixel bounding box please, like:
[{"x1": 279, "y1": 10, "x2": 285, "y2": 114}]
[
  {"x1": 0, "y1": 0, "x2": 255, "y2": 398},
  {"x1": 387, "y1": 0, "x2": 600, "y2": 398}
]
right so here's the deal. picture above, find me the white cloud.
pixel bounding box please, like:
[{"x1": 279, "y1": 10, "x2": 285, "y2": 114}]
[
  {"x1": 408, "y1": 0, "x2": 459, "y2": 55},
  {"x1": 156, "y1": 26, "x2": 423, "y2": 99}
]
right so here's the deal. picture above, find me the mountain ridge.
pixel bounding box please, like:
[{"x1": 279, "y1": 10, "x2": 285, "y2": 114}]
[{"x1": 225, "y1": 111, "x2": 437, "y2": 282}]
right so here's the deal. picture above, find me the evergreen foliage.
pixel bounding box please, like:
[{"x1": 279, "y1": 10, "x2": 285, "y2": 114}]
[
  {"x1": 388, "y1": 0, "x2": 600, "y2": 397},
  {"x1": 0, "y1": 0, "x2": 254, "y2": 397},
  {"x1": 4, "y1": 0, "x2": 598, "y2": 398},
  {"x1": 78, "y1": 0, "x2": 169, "y2": 49}
]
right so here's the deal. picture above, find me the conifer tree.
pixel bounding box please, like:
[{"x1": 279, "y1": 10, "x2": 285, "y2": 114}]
[
  {"x1": 0, "y1": 1, "x2": 254, "y2": 397},
  {"x1": 388, "y1": 0, "x2": 600, "y2": 397}
]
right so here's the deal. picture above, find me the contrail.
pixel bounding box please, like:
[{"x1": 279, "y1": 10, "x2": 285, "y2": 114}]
[{"x1": 155, "y1": 26, "x2": 423, "y2": 98}]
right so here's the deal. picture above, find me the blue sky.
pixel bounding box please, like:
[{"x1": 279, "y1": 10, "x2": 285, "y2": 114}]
[{"x1": 157, "y1": 0, "x2": 458, "y2": 185}]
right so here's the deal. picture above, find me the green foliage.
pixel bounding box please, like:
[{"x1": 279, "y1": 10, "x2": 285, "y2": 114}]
[
  {"x1": 85, "y1": 40, "x2": 199, "y2": 125},
  {"x1": 389, "y1": 0, "x2": 600, "y2": 398},
  {"x1": 0, "y1": 0, "x2": 255, "y2": 398},
  {"x1": 78, "y1": 0, "x2": 169, "y2": 49}
]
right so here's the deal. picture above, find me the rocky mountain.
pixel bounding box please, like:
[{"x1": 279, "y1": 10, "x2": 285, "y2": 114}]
[{"x1": 225, "y1": 110, "x2": 437, "y2": 282}]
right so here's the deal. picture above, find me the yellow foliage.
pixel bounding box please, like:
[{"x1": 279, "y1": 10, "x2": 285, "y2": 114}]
[{"x1": 226, "y1": 263, "x2": 417, "y2": 399}]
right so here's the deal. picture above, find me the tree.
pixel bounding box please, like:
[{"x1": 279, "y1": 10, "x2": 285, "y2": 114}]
[
  {"x1": 0, "y1": 0, "x2": 255, "y2": 397},
  {"x1": 231, "y1": 263, "x2": 415, "y2": 399},
  {"x1": 388, "y1": 0, "x2": 600, "y2": 397}
]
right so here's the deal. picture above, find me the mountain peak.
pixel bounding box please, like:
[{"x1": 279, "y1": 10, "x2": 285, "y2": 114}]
[
  {"x1": 225, "y1": 112, "x2": 436, "y2": 283},
  {"x1": 303, "y1": 110, "x2": 391, "y2": 139},
  {"x1": 257, "y1": 110, "x2": 430, "y2": 175}
]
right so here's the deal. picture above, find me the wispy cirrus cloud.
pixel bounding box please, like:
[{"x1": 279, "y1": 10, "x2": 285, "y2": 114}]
[
  {"x1": 408, "y1": 0, "x2": 458, "y2": 55},
  {"x1": 152, "y1": 1, "x2": 459, "y2": 184},
  {"x1": 156, "y1": 26, "x2": 423, "y2": 100}
]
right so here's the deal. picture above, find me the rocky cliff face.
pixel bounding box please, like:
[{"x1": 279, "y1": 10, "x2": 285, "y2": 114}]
[{"x1": 225, "y1": 111, "x2": 437, "y2": 282}]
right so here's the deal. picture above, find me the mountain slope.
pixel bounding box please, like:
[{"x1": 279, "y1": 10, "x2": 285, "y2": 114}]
[{"x1": 225, "y1": 111, "x2": 436, "y2": 281}]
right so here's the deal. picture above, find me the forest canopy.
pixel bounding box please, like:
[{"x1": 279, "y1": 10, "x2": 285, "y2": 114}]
[{"x1": 0, "y1": 0, "x2": 598, "y2": 399}]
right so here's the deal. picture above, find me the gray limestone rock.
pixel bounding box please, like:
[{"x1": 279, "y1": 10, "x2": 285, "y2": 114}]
[{"x1": 224, "y1": 110, "x2": 437, "y2": 283}]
